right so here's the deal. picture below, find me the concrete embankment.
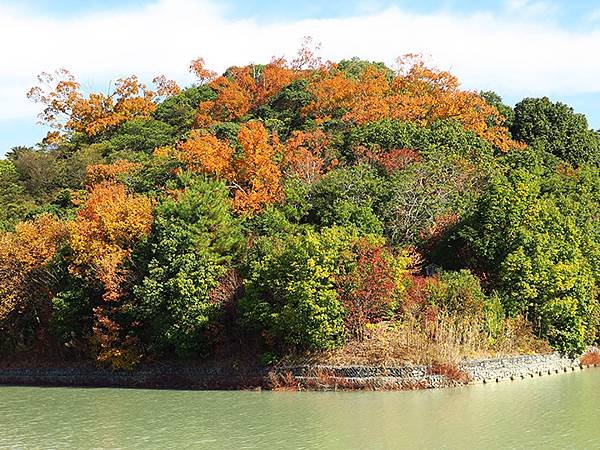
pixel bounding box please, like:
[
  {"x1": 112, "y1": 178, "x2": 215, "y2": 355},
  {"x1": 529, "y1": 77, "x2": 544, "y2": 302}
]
[{"x1": 0, "y1": 352, "x2": 597, "y2": 390}]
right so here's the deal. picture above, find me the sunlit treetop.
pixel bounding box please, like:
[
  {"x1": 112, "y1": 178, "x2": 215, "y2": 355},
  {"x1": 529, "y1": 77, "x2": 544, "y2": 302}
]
[
  {"x1": 27, "y1": 69, "x2": 180, "y2": 142},
  {"x1": 28, "y1": 40, "x2": 520, "y2": 154},
  {"x1": 188, "y1": 45, "x2": 520, "y2": 151},
  {"x1": 303, "y1": 54, "x2": 522, "y2": 151},
  {"x1": 179, "y1": 121, "x2": 283, "y2": 214}
]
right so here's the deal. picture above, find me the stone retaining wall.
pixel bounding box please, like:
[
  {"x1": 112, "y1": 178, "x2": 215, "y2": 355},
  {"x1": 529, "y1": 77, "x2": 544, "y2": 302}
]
[
  {"x1": 460, "y1": 353, "x2": 584, "y2": 383},
  {"x1": 0, "y1": 366, "x2": 269, "y2": 390},
  {"x1": 0, "y1": 352, "x2": 596, "y2": 390},
  {"x1": 276, "y1": 352, "x2": 595, "y2": 389}
]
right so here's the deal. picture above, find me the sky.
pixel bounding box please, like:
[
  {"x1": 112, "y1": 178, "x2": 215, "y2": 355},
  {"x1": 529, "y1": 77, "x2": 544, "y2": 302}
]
[{"x1": 1, "y1": 0, "x2": 600, "y2": 154}]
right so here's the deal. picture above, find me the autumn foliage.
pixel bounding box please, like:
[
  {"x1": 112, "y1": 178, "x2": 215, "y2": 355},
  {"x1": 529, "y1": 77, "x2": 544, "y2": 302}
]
[
  {"x1": 337, "y1": 241, "x2": 401, "y2": 338},
  {"x1": 69, "y1": 182, "x2": 153, "y2": 367},
  {"x1": 85, "y1": 160, "x2": 142, "y2": 186},
  {"x1": 11, "y1": 40, "x2": 596, "y2": 368},
  {"x1": 178, "y1": 131, "x2": 233, "y2": 177},
  {"x1": 0, "y1": 215, "x2": 69, "y2": 343},
  {"x1": 27, "y1": 69, "x2": 179, "y2": 140},
  {"x1": 179, "y1": 121, "x2": 283, "y2": 213},
  {"x1": 281, "y1": 129, "x2": 336, "y2": 183},
  {"x1": 370, "y1": 148, "x2": 422, "y2": 174},
  {"x1": 303, "y1": 55, "x2": 520, "y2": 151},
  {"x1": 70, "y1": 182, "x2": 153, "y2": 300},
  {"x1": 196, "y1": 59, "x2": 301, "y2": 126},
  {"x1": 580, "y1": 350, "x2": 600, "y2": 365}
]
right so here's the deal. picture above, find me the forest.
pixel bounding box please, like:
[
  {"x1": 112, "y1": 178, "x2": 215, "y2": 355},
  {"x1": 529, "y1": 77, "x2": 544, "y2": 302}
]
[{"x1": 1, "y1": 41, "x2": 599, "y2": 369}]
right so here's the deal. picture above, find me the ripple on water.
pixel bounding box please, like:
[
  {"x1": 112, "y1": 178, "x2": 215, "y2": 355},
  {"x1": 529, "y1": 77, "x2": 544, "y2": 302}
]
[{"x1": 0, "y1": 369, "x2": 598, "y2": 449}]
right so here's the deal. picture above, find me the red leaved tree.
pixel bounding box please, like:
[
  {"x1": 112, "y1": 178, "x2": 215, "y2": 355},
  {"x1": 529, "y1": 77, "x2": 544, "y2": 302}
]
[{"x1": 338, "y1": 241, "x2": 399, "y2": 339}]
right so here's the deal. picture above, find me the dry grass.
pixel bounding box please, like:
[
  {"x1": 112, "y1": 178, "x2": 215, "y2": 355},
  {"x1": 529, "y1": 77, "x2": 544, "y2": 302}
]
[
  {"x1": 427, "y1": 362, "x2": 472, "y2": 383},
  {"x1": 281, "y1": 314, "x2": 550, "y2": 367},
  {"x1": 265, "y1": 370, "x2": 300, "y2": 390},
  {"x1": 265, "y1": 368, "x2": 353, "y2": 391},
  {"x1": 581, "y1": 349, "x2": 600, "y2": 365},
  {"x1": 301, "y1": 368, "x2": 347, "y2": 391},
  {"x1": 266, "y1": 368, "x2": 422, "y2": 391}
]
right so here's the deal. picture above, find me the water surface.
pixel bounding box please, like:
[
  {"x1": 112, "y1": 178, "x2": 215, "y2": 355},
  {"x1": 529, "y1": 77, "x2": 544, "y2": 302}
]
[{"x1": 1, "y1": 369, "x2": 598, "y2": 449}]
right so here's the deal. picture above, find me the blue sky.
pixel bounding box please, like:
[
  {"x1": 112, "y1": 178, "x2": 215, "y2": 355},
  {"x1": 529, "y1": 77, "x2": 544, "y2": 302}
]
[
  {"x1": 2, "y1": 0, "x2": 600, "y2": 155},
  {"x1": 10, "y1": 0, "x2": 600, "y2": 24}
]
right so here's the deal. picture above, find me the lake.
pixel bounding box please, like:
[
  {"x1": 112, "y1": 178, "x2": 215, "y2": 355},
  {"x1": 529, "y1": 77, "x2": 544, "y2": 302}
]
[{"x1": 0, "y1": 369, "x2": 598, "y2": 449}]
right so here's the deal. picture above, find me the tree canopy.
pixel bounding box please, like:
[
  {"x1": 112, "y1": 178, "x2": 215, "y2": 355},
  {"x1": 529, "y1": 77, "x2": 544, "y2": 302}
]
[{"x1": 1, "y1": 46, "x2": 597, "y2": 365}]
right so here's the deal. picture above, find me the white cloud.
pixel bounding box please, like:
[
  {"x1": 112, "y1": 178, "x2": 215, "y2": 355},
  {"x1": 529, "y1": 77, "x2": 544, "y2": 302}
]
[
  {"x1": 505, "y1": 0, "x2": 559, "y2": 17},
  {"x1": 588, "y1": 7, "x2": 600, "y2": 22},
  {"x1": 1, "y1": 0, "x2": 600, "y2": 124}
]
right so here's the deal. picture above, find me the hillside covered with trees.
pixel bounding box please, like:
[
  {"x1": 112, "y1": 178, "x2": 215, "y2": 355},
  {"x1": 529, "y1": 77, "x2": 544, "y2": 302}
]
[{"x1": 1, "y1": 42, "x2": 599, "y2": 369}]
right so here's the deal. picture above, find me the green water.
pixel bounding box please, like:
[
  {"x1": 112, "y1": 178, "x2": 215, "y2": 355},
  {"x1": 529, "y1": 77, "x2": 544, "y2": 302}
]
[{"x1": 0, "y1": 369, "x2": 598, "y2": 449}]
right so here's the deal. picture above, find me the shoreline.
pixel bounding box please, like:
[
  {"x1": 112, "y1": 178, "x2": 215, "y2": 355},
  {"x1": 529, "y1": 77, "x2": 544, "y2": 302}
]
[{"x1": 0, "y1": 352, "x2": 597, "y2": 391}]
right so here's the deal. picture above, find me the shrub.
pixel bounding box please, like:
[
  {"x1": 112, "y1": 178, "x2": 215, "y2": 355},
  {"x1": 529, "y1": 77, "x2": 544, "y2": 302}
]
[
  {"x1": 427, "y1": 362, "x2": 472, "y2": 384},
  {"x1": 427, "y1": 270, "x2": 485, "y2": 316},
  {"x1": 483, "y1": 293, "x2": 505, "y2": 344},
  {"x1": 240, "y1": 227, "x2": 356, "y2": 352},
  {"x1": 538, "y1": 297, "x2": 589, "y2": 356},
  {"x1": 337, "y1": 240, "x2": 409, "y2": 338}
]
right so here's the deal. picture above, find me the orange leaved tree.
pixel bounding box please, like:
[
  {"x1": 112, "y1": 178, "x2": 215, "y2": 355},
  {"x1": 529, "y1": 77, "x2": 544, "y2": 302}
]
[
  {"x1": 178, "y1": 131, "x2": 233, "y2": 177},
  {"x1": 69, "y1": 181, "x2": 153, "y2": 368},
  {"x1": 195, "y1": 59, "x2": 301, "y2": 127},
  {"x1": 303, "y1": 55, "x2": 521, "y2": 151},
  {"x1": 27, "y1": 69, "x2": 179, "y2": 141},
  {"x1": 0, "y1": 215, "x2": 69, "y2": 349},
  {"x1": 85, "y1": 160, "x2": 142, "y2": 186},
  {"x1": 281, "y1": 128, "x2": 335, "y2": 184},
  {"x1": 179, "y1": 121, "x2": 283, "y2": 214}
]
